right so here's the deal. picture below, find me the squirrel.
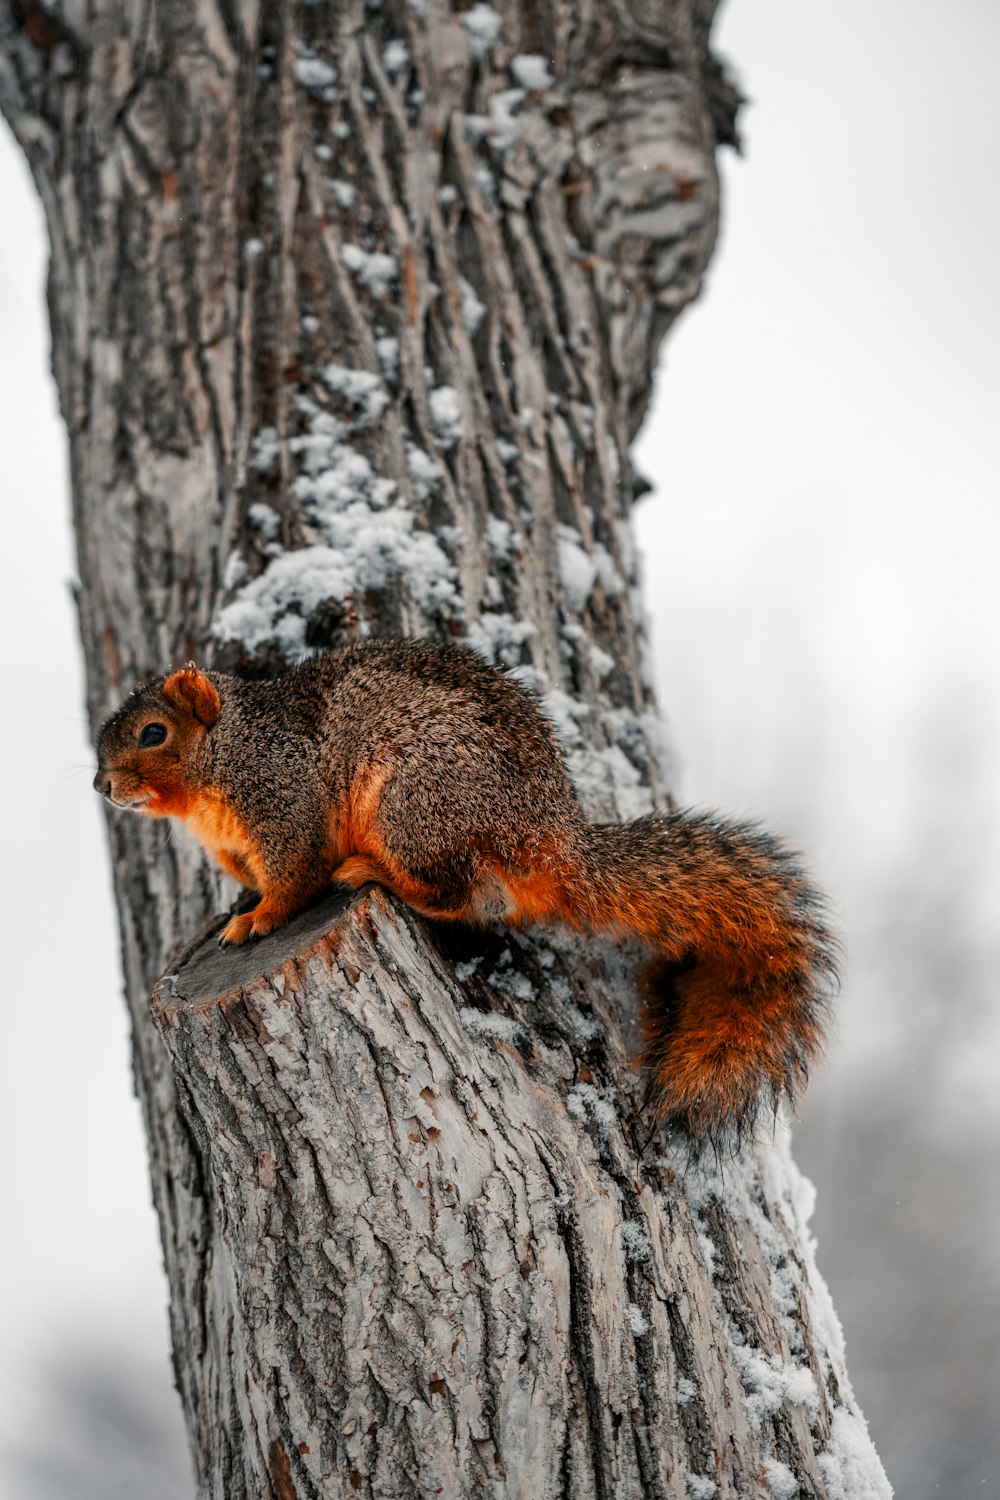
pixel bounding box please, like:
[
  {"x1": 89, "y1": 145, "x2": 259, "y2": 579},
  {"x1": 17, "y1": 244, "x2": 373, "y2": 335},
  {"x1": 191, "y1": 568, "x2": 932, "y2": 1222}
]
[{"x1": 94, "y1": 638, "x2": 837, "y2": 1144}]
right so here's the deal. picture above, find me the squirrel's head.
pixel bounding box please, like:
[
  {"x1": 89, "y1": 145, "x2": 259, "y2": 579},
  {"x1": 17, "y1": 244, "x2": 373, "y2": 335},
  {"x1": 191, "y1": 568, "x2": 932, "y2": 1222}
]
[{"x1": 93, "y1": 667, "x2": 221, "y2": 817}]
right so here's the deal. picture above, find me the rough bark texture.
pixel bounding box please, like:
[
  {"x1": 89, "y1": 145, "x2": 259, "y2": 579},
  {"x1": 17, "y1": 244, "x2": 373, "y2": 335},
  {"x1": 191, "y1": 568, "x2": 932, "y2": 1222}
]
[{"x1": 1, "y1": 1, "x2": 889, "y2": 1497}]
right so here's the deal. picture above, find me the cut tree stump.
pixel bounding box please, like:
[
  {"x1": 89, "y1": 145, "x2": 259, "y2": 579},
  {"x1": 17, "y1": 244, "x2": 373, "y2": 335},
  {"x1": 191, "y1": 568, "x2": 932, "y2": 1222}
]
[{"x1": 150, "y1": 888, "x2": 878, "y2": 1499}]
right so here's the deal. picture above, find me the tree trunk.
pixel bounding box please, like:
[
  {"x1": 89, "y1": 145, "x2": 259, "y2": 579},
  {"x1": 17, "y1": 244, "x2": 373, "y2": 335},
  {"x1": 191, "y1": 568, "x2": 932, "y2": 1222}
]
[{"x1": 0, "y1": 2, "x2": 889, "y2": 1497}]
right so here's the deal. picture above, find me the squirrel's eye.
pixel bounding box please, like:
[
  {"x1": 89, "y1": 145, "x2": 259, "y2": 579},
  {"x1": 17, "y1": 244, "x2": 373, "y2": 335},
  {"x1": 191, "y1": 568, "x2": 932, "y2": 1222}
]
[{"x1": 139, "y1": 722, "x2": 168, "y2": 748}]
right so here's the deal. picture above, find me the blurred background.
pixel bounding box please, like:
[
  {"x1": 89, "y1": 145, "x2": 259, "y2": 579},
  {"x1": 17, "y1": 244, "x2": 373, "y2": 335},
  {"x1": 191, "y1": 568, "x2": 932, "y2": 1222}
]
[{"x1": 1, "y1": 1, "x2": 997, "y2": 1495}]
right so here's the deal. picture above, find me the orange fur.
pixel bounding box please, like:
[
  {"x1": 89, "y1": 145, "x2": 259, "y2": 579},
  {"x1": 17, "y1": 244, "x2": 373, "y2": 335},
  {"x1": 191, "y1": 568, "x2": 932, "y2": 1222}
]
[
  {"x1": 332, "y1": 852, "x2": 467, "y2": 921},
  {"x1": 180, "y1": 789, "x2": 264, "y2": 884},
  {"x1": 331, "y1": 765, "x2": 390, "y2": 863},
  {"x1": 500, "y1": 861, "x2": 584, "y2": 929}
]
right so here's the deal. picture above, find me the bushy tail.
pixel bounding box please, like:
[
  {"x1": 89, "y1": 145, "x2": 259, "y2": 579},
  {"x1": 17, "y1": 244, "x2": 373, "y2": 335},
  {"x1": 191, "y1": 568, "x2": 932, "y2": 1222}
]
[{"x1": 573, "y1": 813, "x2": 839, "y2": 1146}]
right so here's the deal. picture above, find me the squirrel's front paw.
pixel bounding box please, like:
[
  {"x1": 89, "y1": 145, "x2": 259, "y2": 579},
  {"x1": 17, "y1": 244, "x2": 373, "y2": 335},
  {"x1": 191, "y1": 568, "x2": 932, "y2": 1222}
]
[
  {"x1": 218, "y1": 905, "x2": 285, "y2": 946},
  {"x1": 218, "y1": 911, "x2": 258, "y2": 947}
]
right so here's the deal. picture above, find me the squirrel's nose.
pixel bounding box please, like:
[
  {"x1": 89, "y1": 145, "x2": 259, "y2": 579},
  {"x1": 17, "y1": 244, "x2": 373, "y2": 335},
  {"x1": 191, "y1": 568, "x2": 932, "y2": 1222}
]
[{"x1": 94, "y1": 771, "x2": 112, "y2": 798}]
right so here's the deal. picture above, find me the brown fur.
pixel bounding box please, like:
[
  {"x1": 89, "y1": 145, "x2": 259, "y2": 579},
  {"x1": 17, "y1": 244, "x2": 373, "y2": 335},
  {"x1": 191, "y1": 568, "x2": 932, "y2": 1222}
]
[{"x1": 94, "y1": 639, "x2": 838, "y2": 1145}]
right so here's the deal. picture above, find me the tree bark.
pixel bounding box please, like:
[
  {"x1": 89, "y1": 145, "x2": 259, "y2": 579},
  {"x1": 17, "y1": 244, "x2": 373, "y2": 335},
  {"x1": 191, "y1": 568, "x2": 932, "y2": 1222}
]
[{"x1": 1, "y1": 2, "x2": 889, "y2": 1497}]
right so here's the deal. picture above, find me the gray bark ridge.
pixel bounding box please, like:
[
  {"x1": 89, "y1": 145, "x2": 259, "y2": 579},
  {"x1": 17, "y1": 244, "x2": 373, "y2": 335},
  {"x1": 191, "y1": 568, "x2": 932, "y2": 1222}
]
[{"x1": 0, "y1": 0, "x2": 891, "y2": 1496}]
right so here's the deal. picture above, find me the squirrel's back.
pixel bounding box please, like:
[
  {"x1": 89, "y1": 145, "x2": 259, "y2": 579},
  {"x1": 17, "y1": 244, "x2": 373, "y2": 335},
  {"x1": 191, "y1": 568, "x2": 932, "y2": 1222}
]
[{"x1": 301, "y1": 639, "x2": 573, "y2": 783}]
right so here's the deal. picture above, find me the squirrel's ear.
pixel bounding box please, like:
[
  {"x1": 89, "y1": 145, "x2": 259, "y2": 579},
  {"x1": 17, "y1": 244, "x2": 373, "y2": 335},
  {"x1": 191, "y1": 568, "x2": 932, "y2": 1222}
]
[{"x1": 163, "y1": 668, "x2": 221, "y2": 728}]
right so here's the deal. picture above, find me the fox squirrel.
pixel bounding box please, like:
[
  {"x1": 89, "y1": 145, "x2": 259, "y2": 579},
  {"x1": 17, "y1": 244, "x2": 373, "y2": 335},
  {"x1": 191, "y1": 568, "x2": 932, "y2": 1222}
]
[{"x1": 94, "y1": 638, "x2": 836, "y2": 1143}]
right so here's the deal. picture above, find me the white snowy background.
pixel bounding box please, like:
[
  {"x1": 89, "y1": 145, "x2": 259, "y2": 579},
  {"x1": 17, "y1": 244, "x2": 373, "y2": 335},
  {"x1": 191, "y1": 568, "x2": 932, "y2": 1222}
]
[{"x1": 1, "y1": 1, "x2": 997, "y2": 1495}]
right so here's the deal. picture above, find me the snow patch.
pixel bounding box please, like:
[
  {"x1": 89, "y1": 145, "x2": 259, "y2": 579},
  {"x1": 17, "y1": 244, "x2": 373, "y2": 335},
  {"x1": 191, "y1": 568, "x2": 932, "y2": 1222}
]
[
  {"x1": 543, "y1": 689, "x2": 656, "y2": 822},
  {"x1": 695, "y1": 1223, "x2": 719, "y2": 1279},
  {"x1": 454, "y1": 957, "x2": 482, "y2": 982},
  {"x1": 213, "y1": 385, "x2": 460, "y2": 659},
  {"x1": 250, "y1": 426, "x2": 279, "y2": 474},
  {"x1": 511, "y1": 54, "x2": 554, "y2": 91},
  {"x1": 460, "y1": 3, "x2": 502, "y2": 60},
  {"x1": 467, "y1": 612, "x2": 535, "y2": 667},
  {"x1": 557, "y1": 528, "x2": 597, "y2": 613},
  {"x1": 381, "y1": 40, "x2": 409, "y2": 75},
  {"x1": 341, "y1": 244, "x2": 398, "y2": 299},
  {"x1": 459, "y1": 1007, "x2": 524, "y2": 1045},
  {"x1": 405, "y1": 443, "x2": 443, "y2": 500},
  {"x1": 248, "y1": 502, "x2": 281, "y2": 542},
  {"x1": 486, "y1": 516, "x2": 515, "y2": 563},
  {"x1": 566, "y1": 1083, "x2": 617, "y2": 1142},
  {"x1": 557, "y1": 527, "x2": 626, "y2": 615},
  {"x1": 459, "y1": 276, "x2": 486, "y2": 335},
  {"x1": 685, "y1": 1477, "x2": 717, "y2": 1500},
  {"x1": 817, "y1": 1407, "x2": 893, "y2": 1500},
  {"x1": 732, "y1": 1344, "x2": 818, "y2": 1428},
  {"x1": 428, "y1": 385, "x2": 464, "y2": 449},
  {"x1": 322, "y1": 363, "x2": 390, "y2": 424},
  {"x1": 621, "y1": 1221, "x2": 652, "y2": 1263},
  {"x1": 626, "y1": 1303, "x2": 649, "y2": 1337},
  {"x1": 466, "y1": 90, "x2": 525, "y2": 155},
  {"x1": 223, "y1": 552, "x2": 247, "y2": 591},
  {"x1": 566, "y1": 1003, "x2": 599, "y2": 1042},
  {"x1": 593, "y1": 542, "x2": 624, "y2": 598},
  {"x1": 214, "y1": 547, "x2": 358, "y2": 659},
  {"x1": 473, "y1": 162, "x2": 497, "y2": 202},
  {"x1": 762, "y1": 1457, "x2": 798, "y2": 1500},
  {"x1": 293, "y1": 51, "x2": 337, "y2": 93},
  {"x1": 375, "y1": 335, "x2": 400, "y2": 381},
  {"x1": 587, "y1": 642, "x2": 615, "y2": 682},
  {"x1": 492, "y1": 969, "x2": 535, "y2": 1004}
]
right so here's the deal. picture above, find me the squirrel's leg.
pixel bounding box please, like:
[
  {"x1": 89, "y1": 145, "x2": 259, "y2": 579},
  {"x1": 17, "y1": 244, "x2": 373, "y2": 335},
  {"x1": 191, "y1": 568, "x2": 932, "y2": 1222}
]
[
  {"x1": 331, "y1": 852, "x2": 479, "y2": 922},
  {"x1": 219, "y1": 836, "x2": 330, "y2": 945},
  {"x1": 213, "y1": 848, "x2": 257, "y2": 888},
  {"x1": 219, "y1": 878, "x2": 328, "y2": 945},
  {"x1": 331, "y1": 853, "x2": 395, "y2": 891}
]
